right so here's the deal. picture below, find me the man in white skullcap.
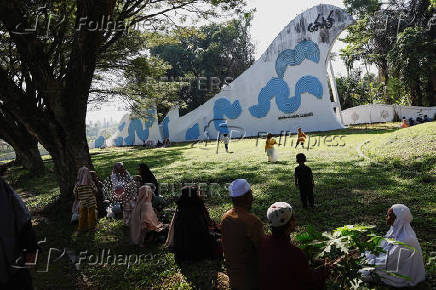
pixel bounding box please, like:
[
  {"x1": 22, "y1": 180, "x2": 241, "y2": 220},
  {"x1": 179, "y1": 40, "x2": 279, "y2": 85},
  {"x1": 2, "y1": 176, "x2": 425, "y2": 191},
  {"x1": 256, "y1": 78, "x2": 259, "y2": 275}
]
[
  {"x1": 221, "y1": 179, "x2": 265, "y2": 290},
  {"x1": 259, "y1": 202, "x2": 329, "y2": 290}
]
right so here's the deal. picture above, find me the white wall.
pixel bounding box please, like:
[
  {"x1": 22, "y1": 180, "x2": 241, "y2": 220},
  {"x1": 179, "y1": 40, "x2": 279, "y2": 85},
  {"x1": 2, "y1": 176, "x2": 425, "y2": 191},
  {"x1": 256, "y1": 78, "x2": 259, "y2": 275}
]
[
  {"x1": 342, "y1": 104, "x2": 436, "y2": 125},
  {"x1": 162, "y1": 4, "x2": 354, "y2": 142}
]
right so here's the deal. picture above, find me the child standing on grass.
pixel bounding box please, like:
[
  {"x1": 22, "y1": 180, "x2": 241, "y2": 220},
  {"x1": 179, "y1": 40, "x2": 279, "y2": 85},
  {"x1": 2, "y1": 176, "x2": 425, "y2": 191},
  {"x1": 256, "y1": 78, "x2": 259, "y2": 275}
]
[
  {"x1": 222, "y1": 133, "x2": 230, "y2": 153},
  {"x1": 265, "y1": 133, "x2": 278, "y2": 162},
  {"x1": 294, "y1": 153, "x2": 314, "y2": 208},
  {"x1": 295, "y1": 128, "x2": 306, "y2": 148},
  {"x1": 74, "y1": 166, "x2": 98, "y2": 233}
]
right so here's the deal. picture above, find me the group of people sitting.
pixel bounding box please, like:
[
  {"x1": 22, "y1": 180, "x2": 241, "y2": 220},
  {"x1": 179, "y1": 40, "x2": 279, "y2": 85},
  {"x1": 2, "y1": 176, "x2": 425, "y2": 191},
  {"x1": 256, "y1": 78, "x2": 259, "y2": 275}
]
[
  {"x1": 143, "y1": 138, "x2": 171, "y2": 148},
  {"x1": 400, "y1": 115, "x2": 432, "y2": 128},
  {"x1": 73, "y1": 162, "x2": 167, "y2": 245},
  {"x1": 0, "y1": 166, "x2": 427, "y2": 289},
  {"x1": 220, "y1": 179, "x2": 426, "y2": 289},
  {"x1": 74, "y1": 163, "x2": 427, "y2": 289}
]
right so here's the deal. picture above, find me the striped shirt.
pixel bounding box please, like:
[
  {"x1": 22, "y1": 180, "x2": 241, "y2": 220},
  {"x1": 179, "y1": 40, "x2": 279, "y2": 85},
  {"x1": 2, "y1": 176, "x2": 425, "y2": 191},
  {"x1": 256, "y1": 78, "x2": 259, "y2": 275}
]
[{"x1": 73, "y1": 184, "x2": 97, "y2": 208}]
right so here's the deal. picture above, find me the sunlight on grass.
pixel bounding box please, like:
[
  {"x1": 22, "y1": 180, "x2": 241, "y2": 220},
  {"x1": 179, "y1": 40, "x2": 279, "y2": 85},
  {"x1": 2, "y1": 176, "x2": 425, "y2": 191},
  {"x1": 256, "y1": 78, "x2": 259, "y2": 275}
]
[{"x1": 4, "y1": 122, "x2": 435, "y2": 289}]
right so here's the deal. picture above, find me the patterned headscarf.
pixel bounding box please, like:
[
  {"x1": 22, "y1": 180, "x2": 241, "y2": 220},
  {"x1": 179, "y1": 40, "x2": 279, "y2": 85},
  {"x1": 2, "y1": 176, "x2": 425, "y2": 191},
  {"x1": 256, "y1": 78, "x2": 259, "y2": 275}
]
[{"x1": 76, "y1": 166, "x2": 92, "y2": 186}]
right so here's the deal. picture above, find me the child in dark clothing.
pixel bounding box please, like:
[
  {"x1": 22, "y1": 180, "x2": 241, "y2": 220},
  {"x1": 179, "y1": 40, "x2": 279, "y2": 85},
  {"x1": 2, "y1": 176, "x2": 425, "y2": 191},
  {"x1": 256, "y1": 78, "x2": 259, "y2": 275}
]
[{"x1": 294, "y1": 153, "x2": 314, "y2": 208}]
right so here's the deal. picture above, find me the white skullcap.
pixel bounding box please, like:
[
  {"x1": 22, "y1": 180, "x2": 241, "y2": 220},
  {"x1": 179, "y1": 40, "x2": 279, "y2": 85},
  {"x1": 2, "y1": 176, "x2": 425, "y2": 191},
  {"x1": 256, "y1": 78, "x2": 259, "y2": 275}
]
[
  {"x1": 267, "y1": 202, "x2": 294, "y2": 227},
  {"x1": 229, "y1": 179, "x2": 251, "y2": 197}
]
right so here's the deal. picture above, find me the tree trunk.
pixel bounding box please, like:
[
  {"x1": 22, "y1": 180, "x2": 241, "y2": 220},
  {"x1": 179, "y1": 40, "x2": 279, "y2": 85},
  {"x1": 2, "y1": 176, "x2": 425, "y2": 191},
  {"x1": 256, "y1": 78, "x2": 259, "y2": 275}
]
[
  {"x1": 38, "y1": 121, "x2": 94, "y2": 200},
  {"x1": 0, "y1": 108, "x2": 44, "y2": 172},
  {"x1": 428, "y1": 74, "x2": 436, "y2": 106},
  {"x1": 14, "y1": 146, "x2": 44, "y2": 173},
  {"x1": 0, "y1": 0, "x2": 114, "y2": 199}
]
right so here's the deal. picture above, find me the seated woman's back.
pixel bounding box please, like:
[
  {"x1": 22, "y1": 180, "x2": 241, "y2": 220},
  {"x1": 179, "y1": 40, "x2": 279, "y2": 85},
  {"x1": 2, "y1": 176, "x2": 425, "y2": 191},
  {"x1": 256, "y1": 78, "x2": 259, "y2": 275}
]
[{"x1": 173, "y1": 186, "x2": 218, "y2": 261}]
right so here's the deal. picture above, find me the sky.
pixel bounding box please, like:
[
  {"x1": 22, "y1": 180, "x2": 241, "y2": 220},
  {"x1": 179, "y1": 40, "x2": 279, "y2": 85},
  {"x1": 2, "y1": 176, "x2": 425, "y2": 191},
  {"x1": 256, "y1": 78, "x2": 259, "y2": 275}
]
[{"x1": 87, "y1": 0, "x2": 353, "y2": 124}]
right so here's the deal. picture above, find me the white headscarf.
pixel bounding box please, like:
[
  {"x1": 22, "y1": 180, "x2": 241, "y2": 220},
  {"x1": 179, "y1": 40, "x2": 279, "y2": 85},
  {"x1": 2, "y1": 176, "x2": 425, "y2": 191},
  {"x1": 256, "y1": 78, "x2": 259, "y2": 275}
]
[{"x1": 369, "y1": 204, "x2": 426, "y2": 287}]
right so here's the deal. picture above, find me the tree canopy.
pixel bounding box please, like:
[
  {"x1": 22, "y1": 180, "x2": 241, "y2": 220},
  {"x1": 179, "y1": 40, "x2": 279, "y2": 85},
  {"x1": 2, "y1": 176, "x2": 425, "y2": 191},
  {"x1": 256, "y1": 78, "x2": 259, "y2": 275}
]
[{"x1": 0, "y1": 0, "x2": 247, "y2": 197}]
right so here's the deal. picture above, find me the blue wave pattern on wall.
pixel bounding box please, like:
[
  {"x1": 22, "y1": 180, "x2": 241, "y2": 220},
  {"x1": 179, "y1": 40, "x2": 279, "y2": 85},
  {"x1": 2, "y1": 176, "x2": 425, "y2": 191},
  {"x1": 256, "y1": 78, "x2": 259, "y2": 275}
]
[
  {"x1": 276, "y1": 76, "x2": 323, "y2": 113},
  {"x1": 94, "y1": 136, "x2": 105, "y2": 148},
  {"x1": 249, "y1": 40, "x2": 322, "y2": 118},
  {"x1": 249, "y1": 78, "x2": 290, "y2": 118},
  {"x1": 213, "y1": 98, "x2": 242, "y2": 134},
  {"x1": 185, "y1": 123, "x2": 200, "y2": 140},
  {"x1": 275, "y1": 40, "x2": 320, "y2": 78},
  {"x1": 124, "y1": 109, "x2": 155, "y2": 145},
  {"x1": 162, "y1": 116, "x2": 170, "y2": 139},
  {"x1": 118, "y1": 122, "x2": 126, "y2": 132},
  {"x1": 114, "y1": 137, "x2": 123, "y2": 146}
]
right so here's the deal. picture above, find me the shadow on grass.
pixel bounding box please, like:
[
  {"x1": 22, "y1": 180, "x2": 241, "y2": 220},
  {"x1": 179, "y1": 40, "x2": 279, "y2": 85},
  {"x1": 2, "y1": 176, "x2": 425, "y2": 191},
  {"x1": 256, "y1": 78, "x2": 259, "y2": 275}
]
[
  {"x1": 90, "y1": 146, "x2": 187, "y2": 178},
  {"x1": 177, "y1": 259, "x2": 225, "y2": 290}
]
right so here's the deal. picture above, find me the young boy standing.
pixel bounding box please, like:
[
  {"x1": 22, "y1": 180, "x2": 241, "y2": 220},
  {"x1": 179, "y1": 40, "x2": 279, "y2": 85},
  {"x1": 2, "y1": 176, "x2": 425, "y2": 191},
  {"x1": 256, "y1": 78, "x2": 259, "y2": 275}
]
[
  {"x1": 294, "y1": 153, "x2": 314, "y2": 208},
  {"x1": 223, "y1": 133, "x2": 230, "y2": 153}
]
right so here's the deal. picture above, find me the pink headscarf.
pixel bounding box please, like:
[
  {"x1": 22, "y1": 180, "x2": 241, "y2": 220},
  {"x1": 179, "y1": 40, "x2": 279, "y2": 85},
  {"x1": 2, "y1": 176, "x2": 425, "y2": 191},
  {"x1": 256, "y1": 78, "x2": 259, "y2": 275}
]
[
  {"x1": 129, "y1": 185, "x2": 164, "y2": 245},
  {"x1": 76, "y1": 166, "x2": 93, "y2": 186}
]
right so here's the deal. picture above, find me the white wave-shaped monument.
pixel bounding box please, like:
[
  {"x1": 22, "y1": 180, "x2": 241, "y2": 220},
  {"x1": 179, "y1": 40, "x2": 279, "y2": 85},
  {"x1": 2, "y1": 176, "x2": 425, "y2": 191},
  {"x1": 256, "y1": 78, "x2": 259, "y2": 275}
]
[{"x1": 94, "y1": 4, "x2": 354, "y2": 148}]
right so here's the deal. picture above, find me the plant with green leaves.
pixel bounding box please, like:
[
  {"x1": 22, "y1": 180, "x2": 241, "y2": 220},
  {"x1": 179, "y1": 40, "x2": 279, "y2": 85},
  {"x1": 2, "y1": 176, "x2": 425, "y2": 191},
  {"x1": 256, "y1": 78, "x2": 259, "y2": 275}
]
[{"x1": 296, "y1": 224, "x2": 414, "y2": 289}]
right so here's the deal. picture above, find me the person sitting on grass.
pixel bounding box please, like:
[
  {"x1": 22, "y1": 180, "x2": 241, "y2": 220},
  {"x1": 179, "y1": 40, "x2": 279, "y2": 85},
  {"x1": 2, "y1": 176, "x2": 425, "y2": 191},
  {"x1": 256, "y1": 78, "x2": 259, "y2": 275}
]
[
  {"x1": 165, "y1": 185, "x2": 221, "y2": 262},
  {"x1": 111, "y1": 162, "x2": 132, "y2": 189},
  {"x1": 423, "y1": 115, "x2": 431, "y2": 122},
  {"x1": 408, "y1": 117, "x2": 416, "y2": 126},
  {"x1": 110, "y1": 162, "x2": 132, "y2": 217},
  {"x1": 265, "y1": 133, "x2": 278, "y2": 162},
  {"x1": 73, "y1": 166, "x2": 98, "y2": 233},
  {"x1": 294, "y1": 153, "x2": 315, "y2": 209},
  {"x1": 138, "y1": 163, "x2": 165, "y2": 211},
  {"x1": 133, "y1": 175, "x2": 142, "y2": 188},
  {"x1": 89, "y1": 170, "x2": 107, "y2": 219},
  {"x1": 0, "y1": 177, "x2": 39, "y2": 290},
  {"x1": 130, "y1": 185, "x2": 166, "y2": 247},
  {"x1": 221, "y1": 179, "x2": 265, "y2": 289},
  {"x1": 163, "y1": 138, "x2": 171, "y2": 147},
  {"x1": 138, "y1": 163, "x2": 159, "y2": 195},
  {"x1": 260, "y1": 202, "x2": 330, "y2": 290},
  {"x1": 361, "y1": 204, "x2": 426, "y2": 287},
  {"x1": 295, "y1": 128, "x2": 306, "y2": 148},
  {"x1": 400, "y1": 117, "x2": 409, "y2": 128}
]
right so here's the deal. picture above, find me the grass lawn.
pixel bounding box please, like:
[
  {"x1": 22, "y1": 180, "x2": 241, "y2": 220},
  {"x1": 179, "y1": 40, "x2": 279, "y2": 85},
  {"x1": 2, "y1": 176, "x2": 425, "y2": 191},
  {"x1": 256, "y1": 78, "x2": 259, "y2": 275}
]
[{"x1": 3, "y1": 122, "x2": 435, "y2": 289}]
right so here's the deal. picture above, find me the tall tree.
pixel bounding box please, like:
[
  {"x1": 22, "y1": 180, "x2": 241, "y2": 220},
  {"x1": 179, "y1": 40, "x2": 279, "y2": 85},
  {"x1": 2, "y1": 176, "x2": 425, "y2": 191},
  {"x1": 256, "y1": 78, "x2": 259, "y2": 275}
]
[
  {"x1": 0, "y1": 0, "x2": 245, "y2": 198},
  {"x1": 150, "y1": 12, "x2": 255, "y2": 115},
  {"x1": 341, "y1": 0, "x2": 435, "y2": 104},
  {"x1": 388, "y1": 27, "x2": 436, "y2": 105}
]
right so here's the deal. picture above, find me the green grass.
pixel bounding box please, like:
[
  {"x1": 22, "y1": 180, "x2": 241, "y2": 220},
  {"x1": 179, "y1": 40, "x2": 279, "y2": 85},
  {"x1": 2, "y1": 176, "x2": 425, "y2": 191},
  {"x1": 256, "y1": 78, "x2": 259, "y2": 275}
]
[{"x1": 4, "y1": 122, "x2": 435, "y2": 289}]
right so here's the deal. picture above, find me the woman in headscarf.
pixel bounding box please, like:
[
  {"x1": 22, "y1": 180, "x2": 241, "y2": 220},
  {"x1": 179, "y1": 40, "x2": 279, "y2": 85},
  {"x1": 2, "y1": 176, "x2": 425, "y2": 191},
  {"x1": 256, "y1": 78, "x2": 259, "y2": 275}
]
[
  {"x1": 0, "y1": 176, "x2": 38, "y2": 289},
  {"x1": 109, "y1": 162, "x2": 133, "y2": 217},
  {"x1": 138, "y1": 163, "x2": 165, "y2": 211},
  {"x1": 111, "y1": 162, "x2": 132, "y2": 190},
  {"x1": 165, "y1": 185, "x2": 221, "y2": 262},
  {"x1": 73, "y1": 166, "x2": 98, "y2": 232},
  {"x1": 129, "y1": 185, "x2": 166, "y2": 247},
  {"x1": 138, "y1": 163, "x2": 159, "y2": 195},
  {"x1": 362, "y1": 204, "x2": 426, "y2": 287}
]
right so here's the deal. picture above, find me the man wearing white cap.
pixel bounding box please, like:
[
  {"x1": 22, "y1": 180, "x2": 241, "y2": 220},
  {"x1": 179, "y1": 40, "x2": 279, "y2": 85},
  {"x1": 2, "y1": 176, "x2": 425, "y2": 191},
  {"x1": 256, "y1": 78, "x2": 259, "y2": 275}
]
[
  {"x1": 221, "y1": 179, "x2": 265, "y2": 290},
  {"x1": 259, "y1": 202, "x2": 329, "y2": 290}
]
